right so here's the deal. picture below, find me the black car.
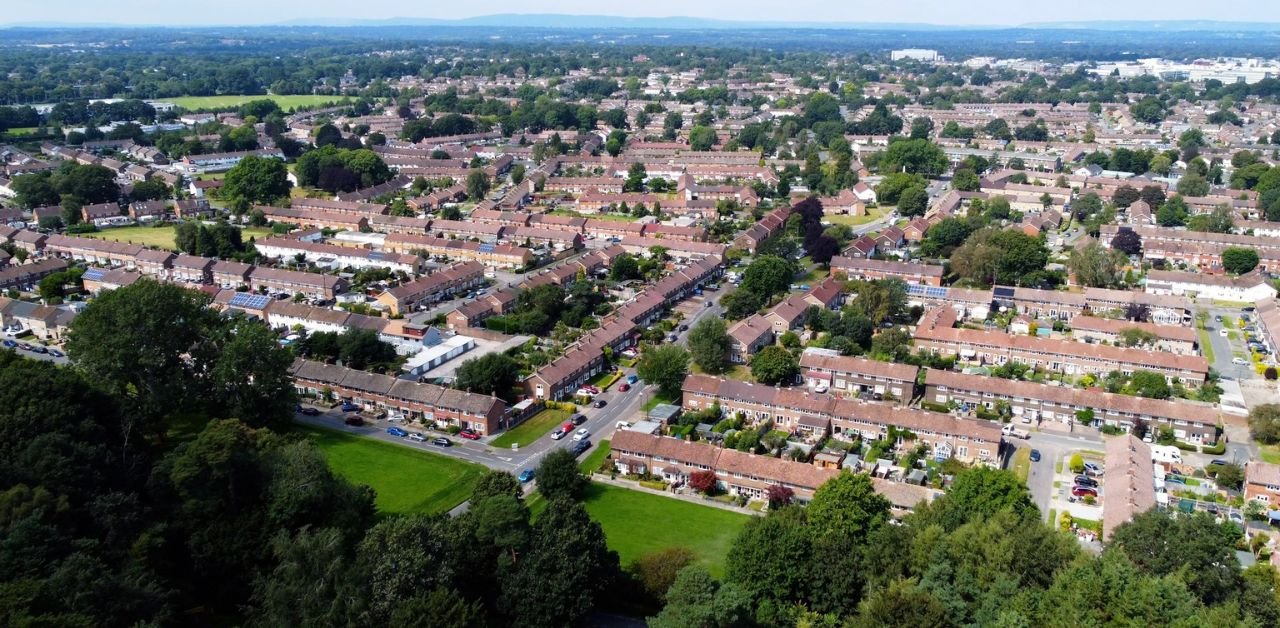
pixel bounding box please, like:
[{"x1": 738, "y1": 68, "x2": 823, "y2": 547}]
[
  {"x1": 1074, "y1": 475, "x2": 1099, "y2": 488},
  {"x1": 432, "y1": 437, "x2": 452, "y2": 447},
  {"x1": 593, "y1": 400, "x2": 607, "y2": 409},
  {"x1": 571, "y1": 414, "x2": 587, "y2": 425},
  {"x1": 299, "y1": 407, "x2": 321, "y2": 416},
  {"x1": 570, "y1": 439, "x2": 591, "y2": 456}
]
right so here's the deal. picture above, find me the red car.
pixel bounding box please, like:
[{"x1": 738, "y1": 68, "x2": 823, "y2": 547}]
[
  {"x1": 459, "y1": 429, "x2": 481, "y2": 440},
  {"x1": 619, "y1": 383, "x2": 631, "y2": 392},
  {"x1": 1071, "y1": 486, "x2": 1098, "y2": 498}
]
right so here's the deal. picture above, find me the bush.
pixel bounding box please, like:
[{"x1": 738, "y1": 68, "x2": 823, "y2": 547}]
[
  {"x1": 639, "y1": 480, "x2": 668, "y2": 491},
  {"x1": 1100, "y1": 425, "x2": 1124, "y2": 435},
  {"x1": 920, "y1": 401, "x2": 952, "y2": 414},
  {"x1": 1068, "y1": 453, "x2": 1084, "y2": 474},
  {"x1": 1201, "y1": 441, "x2": 1226, "y2": 455},
  {"x1": 1173, "y1": 441, "x2": 1197, "y2": 452},
  {"x1": 445, "y1": 425, "x2": 461, "y2": 435}
]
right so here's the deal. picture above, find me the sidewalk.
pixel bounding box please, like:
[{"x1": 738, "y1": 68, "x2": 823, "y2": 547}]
[{"x1": 589, "y1": 474, "x2": 764, "y2": 516}]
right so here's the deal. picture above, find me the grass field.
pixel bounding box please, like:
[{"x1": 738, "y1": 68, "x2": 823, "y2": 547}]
[
  {"x1": 580, "y1": 439, "x2": 611, "y2": 474},
  {"x1": 643, "y1": 391, "x2": 679, "y2": 412},
  {"x1": 4, "y1": 127, "x2": 38, "y2": 136},
  {"x1": 1260, "y1": 443, "x2": 1280, "y2": 465},
  {"x1": 83, "y1": 224, "x2": 274, "y2": 250},
  {"x1": 581, "y1": 483, "x2": 748, "y2": 577},
  {"x1": 1011, "y1": 447, "x2": 1031, "y2": 484},
  {"x1": 491, "y1": 408, "x2": 571, "y2": 449},
  {"x1": 298, "y1": 425, "x2": 485, "y2": 515},
  {"x1": 823, "y1": 206, "x2": 886, "y2": 227},
  {"x1": 163, "y1": 94, "x2": 351, "y2": 111}
]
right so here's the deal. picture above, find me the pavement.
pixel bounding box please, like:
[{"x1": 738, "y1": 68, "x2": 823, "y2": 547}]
[
  {"x1": 1007, "y1": 428, "x2": 1104, "y2": 521},
  {"x1": 2, "y1": 340, "x2": 70, "y2": 365}
]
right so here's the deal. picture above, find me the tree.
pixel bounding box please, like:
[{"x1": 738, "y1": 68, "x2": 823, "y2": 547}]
[
  {"x1": 909, "y1": 116, "x2": 934, "y2": 140},
  {"x1": 950, "y1": 227, "x2": 1049, "y2": 286},
  {"x1": 725, "y1": 507, "x2": 812, "y2": 602},
  {"x1": 765, "y1": 484, "x2": 794, "y2": 509},
  {"x1": 688, "y1": 317, "x2": 732, "y2": 375},
  {"x1": 223, "y1": 155, "x2": 290, "y2": 205},
  {"x1": 688, "y1": 469, "x2": 719, "y2": 494},
  {"x1": 1249, "y1": 404, "x2": 1280, "y2": 444},
  {"x1": 472, "y1": 470, "x2": 524, "y2": 502},
  {"x1": 649, "y1": 566, "x2": 752, "y2": 628},
  {"x1": 896, "y1": 185, "x2": 929, "y2": 217},
  {"x1": 875, "y1": 172, "x2": 927, "y2": 205},
  {"x1": 916, "y1": 467, "x2": 1037, "y2": 530},
  {"x1": 850, "y1": 578, "x2": 953, "y2": 628},
  {"x1": 535, "y1": 449, "x2": 587, "y2": 501},
  {"x1": 688, "y1": 125, "x2": 717, "y2": 151},
  {"x1": 750, "y1": 346, "x2": 799, "y2": 386},
  {"x1": 1214, "y1": 463, "x2": 1245, "y2": 490},
  {"x1": 637, "y1": 345, "x2": 690, "y2": 398},
  {"x1": 740, "y1": 255, "x2": 796, "y2": 300},
  {"x1": 499, "y1": 499, "x2": 619, "y2": 628},
  {"x1": 1187, "y1": 203, "x2": 1234, "y2": 233},
  {"x1": 1112, "y1": 185, "x2": 1140, "y2": 208},
  {"x1": 209, "y1": 316, "x2": 297, "y2": 429},
  {"x1": 808, "y1": 235, "x2": 840, "y2": 266},
  {"x1": 609, "y1": 253, "x2": 642, "y2": 281},
  {"x1": 456, "y1": 353, "x2": 521, "y2": 401},
  {"x1": 335, "y1": 327, "x2": 399, "y2": 371},
  {"x1": 624, "y1": 162, "x2": 647, "y2": 193},
  {"x1": 1068, "y1": 240, "x2": 1127, "y2": 288},
  {"x1": 951, "y1": 168, "x2": 980, "y2": 192},
  {"x1": 605, "y1": 129, "x2": 626, "y2": 156},
  {"x1": 1110, "y1": 510, "x2": 1242, "y2": 605},
  {"x1": 1177, "y1": 174, "x2": 1210, "y2": 197},
  {"x1": 1111, "y1": 228, "x2": 1143, "y2": 256},
  {"x1": 807, "y1": 472, "x2": 891, "y2": 539},
  {"x1": 1222, "y1": 247, "x2": 1260, "y2": 274},
  {"x1": 630, "y1": 547, "x2": 697, "y2": 604},
  {"x1": 465, "y1": 169, "x2": 491, "y2": 201},
  {"x1": 879, "y1": 138, "x2": 947, "y2": 176}
]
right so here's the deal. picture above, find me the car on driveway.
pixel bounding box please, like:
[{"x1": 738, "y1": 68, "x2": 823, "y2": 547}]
[
  {"x1": 1074, "y1": 475, "x2": 1099, "y2": 488},
  {"x1": 1029, "y1": 449, "x2": 1041, "y2": 462},
  {"x1": 1071, "y1": 486, "x2": 1098, "y2": 498},
  {"x1": 572, "y1": 428, "x2": 590, "y2": 442},
  {"x1": 459, "y1": 429, "x2": 481, "y2": 440},
  {"x1": 341, "y1": 402, "x2": 360, "y2": 412},
  {"x1": 387, "y1": 426, "x2": 408, "y2": 437},
  {"x1": 432, "y1": 437, "x2": 451, "y2": 447},
  {"x1": 1083, "y1": 462, "x2": 1102, "y2": 476},
  {"x1": 518, "y1": 469, "x2": 535, "y2": 483},
  {"x1": 408, "y1": 432, "x2": 426, "y2": 442}
]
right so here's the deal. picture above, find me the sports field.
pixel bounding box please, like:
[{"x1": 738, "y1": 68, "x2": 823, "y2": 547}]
[
  {"x1": 163, "y1": 94, "x2": 351, "y2": 111},
  {"x1": 83, "y1": 224, "x2": 274, "y2": 251},
  {"x1": 298, "y1": 425, "x2": 486, "y2": 515}
]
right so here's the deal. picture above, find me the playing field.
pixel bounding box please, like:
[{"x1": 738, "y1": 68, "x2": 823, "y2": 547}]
[
  {"x1": 163, "y1": 94, "x2": 351, "y2": 111},
  {"x1": 298, "y1": 425, "x2": 487, "y2": 515},
  {"x1": 581, "y1": 483, "x2": 749, "y2": 577},
  {"x1": 82, "y1": 225, "x2": 274, "y2": 251}
]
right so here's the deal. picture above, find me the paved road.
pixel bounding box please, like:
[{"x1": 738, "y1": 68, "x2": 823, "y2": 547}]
[
  {"x1": 2, "y1": 342, "x2": 70, "y2": 366},
  {"x1": 1008, "y1": 428, "x2": 1104, "y2": 521}
]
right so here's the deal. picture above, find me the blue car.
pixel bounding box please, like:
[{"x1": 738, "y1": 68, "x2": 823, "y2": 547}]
[
  {"x1": 1029, "y1": 449, "x2": 1041, "y2": 463},
  {"x1": 387, "y1": 426, "x2": 408, "y2": 438},
  {"x1": 518, "y1": 469, "x2": 535, "y2": 483},
  {"x1": 627, "y1": 374, "x2": 639, "y2": 384},
  {"x1": 1, "y1": 339, "x2": 15, "y2": 348},
  {"x1": 341, "y1": 402, "x2": 360, "y2": 412}
]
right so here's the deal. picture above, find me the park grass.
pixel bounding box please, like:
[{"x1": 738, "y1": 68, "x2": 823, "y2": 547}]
[
  {"x1": 297, "y1": 425, "x2": 485, "y2": 515},
  {"x1": 1260, "y1": 443, "x2": 1280, "y2": 465},
  {"x1": 1011, "y1": 447, "x2": 1032, "y2": 485},
  {"x1": 549, "y1": 208, "x2": 637, "y2": 223},
  {"x1": 580, "y1": 482, "x2": 748, "y2": 578},
  {"x1": 491, "y1": 408, "x2": 571, "y2": 449},
  {"x1": 693, "y1": 363, "x2": 753, "y2": 383},
  {"x1": 580, "y1": 439, "x2": 611, "y2": 474},
  {"x1": 164, "y1": 94, "x2": 351, "y2": 111},
  {"x1": 822, "y1": 206, "x2": 885, "y2": 227},
  {"x1": 4, "y1": 127, "x2": 38, "y2": 136},
  {"x1": 83, "y1": 224, "x2": 274, "y2": 251},
  {"x1": 643, "y1": 391, "x2": 679, "y2": 412}
]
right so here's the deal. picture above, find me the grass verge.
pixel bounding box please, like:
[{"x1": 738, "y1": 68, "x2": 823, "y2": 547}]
[
  {"x1": 1011, "y1": 448, "x2": 1031, "y2": 484},
  {"x1": 1198, "y1": 328, "x2": 1216, "y2": 364},
  {"x1": 580, "y1": 439, "x2": 611, "y2": 474},
  {"x1": 491, "y1": 408, "x2": 571, "y2": 449},
  {"x1": 297, "y1": 425, "x2": 485, "y2": 515}
]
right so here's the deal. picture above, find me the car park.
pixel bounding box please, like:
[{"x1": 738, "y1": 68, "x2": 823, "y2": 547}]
[
  {"x1": 387, "y1": 426, "x2": 408, "y2": 437},
  {"x1": 459, "y1": 429, "x2": 481, "y2": 440},
  {"x1": 432, "y1": 437, "x2": 451, "y2": 447},
  {"x1": 408, "y1": 432, "x2": 426, "y2": 442},
  {"x1": 1074, "y1": 475, "x2": 1099, "y2": 488},
  {"x1": 344, "y1": 416, "x2": 364, "y2": 426},
  {"x1": 518, "y1": 469, "x2": 535, "y2": 483}
]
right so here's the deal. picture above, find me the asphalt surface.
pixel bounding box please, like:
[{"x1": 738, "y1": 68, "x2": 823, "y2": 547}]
[
  {"x1": 1008, "y1": 429, "x2": 1104, "y2": 521},
  {"x1": 2, "y1": 341, "x2": 71, "y2": 365}
]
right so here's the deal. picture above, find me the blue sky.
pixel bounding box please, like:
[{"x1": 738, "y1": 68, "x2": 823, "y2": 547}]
[{"x1": 5, "y1": 0, "x2": 1278, "y2": 26}]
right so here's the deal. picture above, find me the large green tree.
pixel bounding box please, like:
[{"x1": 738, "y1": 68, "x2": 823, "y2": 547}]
[
  {"x1": 687, "y1": 317, "x2": 732, "y2": 375},
  {"x1": 456, "y1": 353, "x2": 521, "y2": 401},
  {"x1": 223, "y1": 154, "x2": 290, "y2": 206},
  {"x1": 750, "y1": 345, "x2": 799, "y2": 386},
  {"x1": 637, "y1": 345, "x2": 691, "y2": 398}
]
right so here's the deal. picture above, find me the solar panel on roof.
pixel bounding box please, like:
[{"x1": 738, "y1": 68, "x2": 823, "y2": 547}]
[
  {"x1": 478, "y1": 244, "x2": 495, "y2": 253},
  {"x1": 82, "y1": 268, "x2": 106, "y2": 281},
  {"x1": 229, "y1": 292, "x2": 271, "y2": 310},
  {"x1": 993, "y1": 286, "x2": 1016, "y2": 298}
]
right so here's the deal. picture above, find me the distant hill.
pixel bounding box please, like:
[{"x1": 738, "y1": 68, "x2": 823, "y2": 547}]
[{"x1": 1021, "y1": 20, "x2": 1280, "y2": 32}]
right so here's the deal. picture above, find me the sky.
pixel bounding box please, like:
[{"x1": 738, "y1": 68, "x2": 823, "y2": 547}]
[{"x1": 4, "y1": 0, "x2": 1279, "y2": 26}]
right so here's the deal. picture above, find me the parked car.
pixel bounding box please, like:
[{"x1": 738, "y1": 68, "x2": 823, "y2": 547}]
[
  {"x1": 1071, "y1": 486, "x2": 1098, "y2": 498},
  {"x1": 550, "y1": 428, "x2": 568, "y2": 440},
  {"x1": 571, "y1": 414, "x2": 587, "y2": 426},
  {"x1": 1208, "y1": 459, "x2": 1228, "y2": 468},
  {"x1": 340, "y1": 402, "x2": 360, "y2": 412},
  {"x1": 1029, "y1": 449, "x2": 1041, "y2": 462},
  {"x1": 679, "y1": 324, "x2": 689, "y2": 332},
  {"x1": 432, "y1": 437, "x2": 452, "y2": 447},
  {"x1": 1164, "y1": 474, "x2": 1186, "y2": 484},
  {"x1": 518, "y1": 469, "x2": 535, "y2": 483},
  {"x1": 408, "y1": 432, "x2": 426, "y2": 442},
  {"x1": 1232, "y1": 357, "x2": 1249, "y2": 365},
  {"x1": 570, "y1": 439, "x2": 591, "y2": 456},
  {"x1": 18, "y1": 343, "x2": 32, "y2": 351},
  {"x1": 619, "y1": 383, "x2": 631, "y2": 392},
  {"x1": 386, "y1": 426, "x2": 408, "y2": 437},
  {"x1": 572, "y1": 428, "x2": 590, "y2": 442},
  {"x1": 1074, "y1": 475, "x2": 1099, "y2": 488},
  {"x1": 627, "y1": 374, "x2": 639, "y2": 384},
  {"x1": 299, "y1": 406, "x2": 321, "y2": 416},
  {"x1": 594, "y1": 399, "x2": 607, "y2": 409},
  {"x1": 47, "y1": 348, "x2": 63, "y2": 358},
  {"x1": 344, "y1": 416, "x2": 364, "y2": 427},
  {"x1": 1083, "y1": 462, "x2": 1102, "y2": 476},
  {"x1": 459, "y1": 429, "x2": 481, "y2": 440},
  {"x1": 30, "y1": 346, "x2": 47, "y2": 354},
  {"x1": 385, "y1": 411, "x2": 405, "y2": 422},
  {"x1": 1, "y1": 339, "x2": 15, "y2": 348}
]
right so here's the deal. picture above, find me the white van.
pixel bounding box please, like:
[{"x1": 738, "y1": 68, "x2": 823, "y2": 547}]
[{"x1": 1151, "y1": 444, "x2": 1182, "y2": 465}]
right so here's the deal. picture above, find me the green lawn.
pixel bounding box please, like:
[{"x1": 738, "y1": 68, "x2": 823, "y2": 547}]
[
  {"x1": 164, "y1": 94, "x2": 351, "y2": 111},
  {"x1": 1261, "y1": 443, "x2": 1280, "y2": 464},
  {"x1": 298, "y1": 425, "x2": 485, "y2": 515},
  {"x1": 643, "y1": 391, "x2": 680, "y2": 412},
  {"x1": 823, "y1": 206, "x2": 885, "y2": 227},
  {"x1": 693, "y1": 363, "x2": 753, "y2": 382},
  {"x1": 4, "y1": 127, "x2": 38, "y2": 136},
  {"x1": 549, "y1": 209, "x2": 638, "y2": 223},
  {"x1": 1198, "y1": 328, "x2": 1216, "y2": 363},
  {"x1": 83, "y1": 224, "x2": 273, "y2": 251},
  {"x1": 580, "y1": 482, "x2": 748, "y2": 577},
  {"x1": 580, "y1": 439, "x2": 611, "y2": 474},
  {"x1": 491, "y1": 408, "x2": 571, "y2": 449},
  {"x1": 1011, "y1": 447, "x2": 1031, "y2": 485}
]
